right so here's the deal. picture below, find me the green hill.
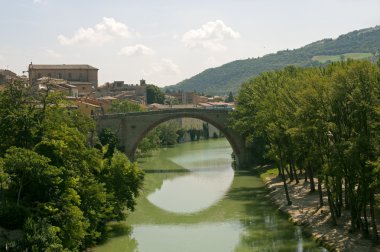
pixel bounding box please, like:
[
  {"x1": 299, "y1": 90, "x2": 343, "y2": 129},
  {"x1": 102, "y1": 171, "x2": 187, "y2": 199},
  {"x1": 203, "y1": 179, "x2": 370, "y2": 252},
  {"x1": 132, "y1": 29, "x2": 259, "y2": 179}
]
[{"x1": 165, "y1": 26, "x2": 380, "y2": 95}]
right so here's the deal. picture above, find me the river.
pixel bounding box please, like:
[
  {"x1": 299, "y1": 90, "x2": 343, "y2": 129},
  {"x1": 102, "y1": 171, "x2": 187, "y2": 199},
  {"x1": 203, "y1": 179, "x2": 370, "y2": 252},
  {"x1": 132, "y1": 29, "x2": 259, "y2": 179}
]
[{"x1": 94, "y1": 138, "x2": 326, "y2": 252}]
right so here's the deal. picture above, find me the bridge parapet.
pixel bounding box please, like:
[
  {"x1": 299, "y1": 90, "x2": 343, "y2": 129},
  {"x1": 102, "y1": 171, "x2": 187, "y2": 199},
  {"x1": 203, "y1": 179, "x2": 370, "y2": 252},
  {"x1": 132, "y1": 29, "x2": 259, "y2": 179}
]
[{"x1": 97, "y1": 108, "x2": 230, "y2": 118}]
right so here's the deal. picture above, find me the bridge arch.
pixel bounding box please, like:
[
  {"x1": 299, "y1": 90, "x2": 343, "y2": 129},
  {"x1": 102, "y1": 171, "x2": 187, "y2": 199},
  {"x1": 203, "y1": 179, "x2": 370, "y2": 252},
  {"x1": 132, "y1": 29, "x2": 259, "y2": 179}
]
[
  {"x1": 130, "y1": 113, "x2": 240, "y2": 161},
  {"x1": 96, "y1": 109, "x2": 251, "y2": 168}
]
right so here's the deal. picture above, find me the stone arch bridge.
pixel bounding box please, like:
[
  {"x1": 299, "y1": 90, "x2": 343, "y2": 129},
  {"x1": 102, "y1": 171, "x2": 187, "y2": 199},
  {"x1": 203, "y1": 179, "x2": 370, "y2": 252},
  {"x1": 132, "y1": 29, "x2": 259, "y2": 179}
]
[{"x1": 95, "y1": 109, "x2": 251, "y2": 168}]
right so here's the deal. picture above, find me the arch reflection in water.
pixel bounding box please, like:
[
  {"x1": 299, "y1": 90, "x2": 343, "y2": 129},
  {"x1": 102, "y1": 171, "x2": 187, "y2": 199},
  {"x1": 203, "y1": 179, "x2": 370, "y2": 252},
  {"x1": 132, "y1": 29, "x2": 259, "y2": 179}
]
[
  {"x1": 147, "y1": 166, "x2": 234, "y2": 213},
  {"x1": 146, "y1": 143, "x2": 234, "y2": 213}
]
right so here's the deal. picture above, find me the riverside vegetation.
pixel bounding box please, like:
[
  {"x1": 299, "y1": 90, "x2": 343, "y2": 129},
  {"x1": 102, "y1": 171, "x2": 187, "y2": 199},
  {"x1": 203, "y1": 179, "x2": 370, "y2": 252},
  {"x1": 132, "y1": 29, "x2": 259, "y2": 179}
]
[
  {"x1": 0, "y1": 82, "x2": 144, "y2": 251},
  {"x1": 232, "y1": 59, "x2": 380, "y2": 244}
]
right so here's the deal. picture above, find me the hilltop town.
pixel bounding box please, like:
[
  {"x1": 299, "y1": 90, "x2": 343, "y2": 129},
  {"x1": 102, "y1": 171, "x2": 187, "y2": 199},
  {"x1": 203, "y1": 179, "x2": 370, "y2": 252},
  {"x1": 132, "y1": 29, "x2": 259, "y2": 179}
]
[{"x1": 0, "y1": 63, "x2": 235, "y2": 141}]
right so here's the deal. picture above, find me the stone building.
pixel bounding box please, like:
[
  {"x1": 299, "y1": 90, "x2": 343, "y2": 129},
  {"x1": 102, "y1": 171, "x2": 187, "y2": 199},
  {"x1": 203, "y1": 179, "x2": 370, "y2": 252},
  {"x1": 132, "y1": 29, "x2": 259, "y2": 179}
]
[
  {"x1": 164, "y1": 91, "x2": 209, "y2": 105},
  {"x1": 28, "y1": 64, "x2": 98, "y2": 88},
  {"x1": 0, "y1": 69, "x2": 17, "y2": 85},
  {"x1": 94, "y1": 79, "x2": 147, "y2": 104}
]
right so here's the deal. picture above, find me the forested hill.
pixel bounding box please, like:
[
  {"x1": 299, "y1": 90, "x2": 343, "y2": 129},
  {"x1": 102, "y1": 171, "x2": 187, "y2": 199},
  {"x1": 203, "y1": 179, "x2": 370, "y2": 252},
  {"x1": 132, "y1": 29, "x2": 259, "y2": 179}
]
[{"x1": 165, "y1": 26, "x2": 380, "y2": 95}]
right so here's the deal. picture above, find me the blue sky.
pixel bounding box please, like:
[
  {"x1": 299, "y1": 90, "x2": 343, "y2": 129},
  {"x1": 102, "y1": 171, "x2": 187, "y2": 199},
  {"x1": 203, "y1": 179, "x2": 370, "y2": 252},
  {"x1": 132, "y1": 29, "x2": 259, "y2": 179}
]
[{"x1": 1, "y1": 0, "x2": 379, "y2": 86}]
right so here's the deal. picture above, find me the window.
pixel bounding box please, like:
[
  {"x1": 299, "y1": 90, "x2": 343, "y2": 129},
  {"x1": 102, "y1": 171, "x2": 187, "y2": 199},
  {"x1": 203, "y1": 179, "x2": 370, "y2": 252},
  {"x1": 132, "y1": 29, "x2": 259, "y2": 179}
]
[
  {"x1": 68, "y1": 73, "x2": 72, "y2": 79},
  {"x1": 58, "y1": 73, "x2": 62, "y2": 79}
]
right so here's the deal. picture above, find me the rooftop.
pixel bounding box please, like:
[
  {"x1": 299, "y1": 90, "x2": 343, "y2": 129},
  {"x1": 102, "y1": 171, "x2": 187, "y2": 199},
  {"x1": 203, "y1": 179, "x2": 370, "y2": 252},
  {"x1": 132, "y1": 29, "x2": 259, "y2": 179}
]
[{"x1": 29, "y1": 64, "x2": 98, "y2": 70}]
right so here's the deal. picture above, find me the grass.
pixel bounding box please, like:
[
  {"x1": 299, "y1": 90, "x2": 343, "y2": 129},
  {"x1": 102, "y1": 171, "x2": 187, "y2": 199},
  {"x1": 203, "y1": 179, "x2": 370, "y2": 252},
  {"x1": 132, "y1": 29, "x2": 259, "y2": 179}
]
[
  {"x1": 312, "y1": 52, "x2": 373, "y2": 63},
  {"x1": 259, "y1": 167, "x2": 279, "y2": 181}
]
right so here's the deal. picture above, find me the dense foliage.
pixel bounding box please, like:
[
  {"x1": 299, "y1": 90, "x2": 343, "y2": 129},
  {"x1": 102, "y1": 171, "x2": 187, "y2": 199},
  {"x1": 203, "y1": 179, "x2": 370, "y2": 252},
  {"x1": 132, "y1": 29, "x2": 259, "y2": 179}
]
[
  {"x1": 232, "y1": 60, "x2": 380, "y2": 242},
  {"x1": 109, "y1": 99, "x2": 146, "y2": 113},
  {"x1": 146, "y1": 84, "x2": 165, "y2": 104},
  {"x1": 136, "y1": 121, "x2": 183, "y2": 155},
  {"x1": 0, "y1": 82, "x2": 144, "y2": 251},
  {"x1": 167, "y1": 26, "x2": 380, "y2": 95}
]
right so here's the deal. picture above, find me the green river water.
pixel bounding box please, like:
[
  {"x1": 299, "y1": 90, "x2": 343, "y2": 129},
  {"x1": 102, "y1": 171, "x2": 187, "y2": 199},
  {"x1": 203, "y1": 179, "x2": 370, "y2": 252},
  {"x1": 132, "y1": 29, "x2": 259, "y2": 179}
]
[{"x1": 94, "y1": 138, "x2": 326, "y2": 252}]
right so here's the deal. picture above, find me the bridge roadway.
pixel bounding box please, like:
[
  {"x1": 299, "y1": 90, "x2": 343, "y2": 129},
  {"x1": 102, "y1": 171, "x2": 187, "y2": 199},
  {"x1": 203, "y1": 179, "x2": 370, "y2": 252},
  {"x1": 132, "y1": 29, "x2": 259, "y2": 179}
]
[{"x1": 95, "y1": 108, "x2": 251, "y2": 169}]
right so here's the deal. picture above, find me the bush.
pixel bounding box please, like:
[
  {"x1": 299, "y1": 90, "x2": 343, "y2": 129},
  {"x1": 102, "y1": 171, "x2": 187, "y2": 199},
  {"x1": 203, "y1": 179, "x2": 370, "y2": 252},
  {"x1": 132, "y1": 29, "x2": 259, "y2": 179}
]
[{"x1": 0, "y1": 204, "x2": 29, "y2": 229}]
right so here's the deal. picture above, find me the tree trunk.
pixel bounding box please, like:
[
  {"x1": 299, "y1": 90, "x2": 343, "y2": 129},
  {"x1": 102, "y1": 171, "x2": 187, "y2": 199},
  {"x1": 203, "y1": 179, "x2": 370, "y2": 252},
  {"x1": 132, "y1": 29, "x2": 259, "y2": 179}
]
[
  {"x1": 279, "y1": 162, "x2": 292, "y2": 206},
  {"x1": 317, "y1": 176, "x2": 323, "y2": 207},
  {"x1": 291, "y1": 162, "x2": 299, "y2": 184},
  {"x1": 344, "y1": 181, "x2": 349, "y2": 210},
  {"x1": 304, "y1": 169, "x2": 308, "y2": 183},
  {"x1": 363, "y1": 204, "x2": 369, "y2": 237},
  {"x1": 335, "y1": 177, "x2": 342, "y2": 217},
  {"x1": 308, "y1": 166, "x2": 316, "y2": 192},
  {"x1": 17, "y1": 183, "x2": 23, "y2": 206},
  {"x1": 326, "y1": 176, "x2": 337, "y2": 226},
  {"x1": 284, "y1": 164, "x2": 293, "y2": 182},
  {"x1": 369, "y1": 190, "x2": 379, "y2": 242}
]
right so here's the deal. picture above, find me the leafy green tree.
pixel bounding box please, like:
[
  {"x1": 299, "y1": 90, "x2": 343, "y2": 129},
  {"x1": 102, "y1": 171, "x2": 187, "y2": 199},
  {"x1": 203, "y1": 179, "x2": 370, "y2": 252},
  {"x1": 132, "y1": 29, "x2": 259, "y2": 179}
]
[
  {"x1": 146, "y1": 84, "x2": 165, "y2": 104},
  {"x1": 98, "y1": 128, "x2": 120, "y2": 159},
  {"x1": 24, "y1": 217, "x2": 63, "y2": 252},
  {"x1": 137, "y1": 128, "x2": 161, "y2": 155},
  {"x1": 225, "y1": 92, "x2": 234, "y2": 102},
  {"x1": 3, "y1": 147, "x2": 60, "y2": 207},
  {"x1": 0, "y1": 81, "x2": 146, "y2": 250},
  {"x1": 109, "y1": 100, "x2": 146, "y2": 113},
  {"x1": 101, "y1": 150, "x2": 144, "y2": 218},
  {"x1": 0, "y1": 82, "x2": 41, "y2": 154},
  {"x1": 232, "y1": 60, "x2": 380, "y2": 241},
  {"x1": 156, "y1": 121, "x2": 180, "y2": 145}
]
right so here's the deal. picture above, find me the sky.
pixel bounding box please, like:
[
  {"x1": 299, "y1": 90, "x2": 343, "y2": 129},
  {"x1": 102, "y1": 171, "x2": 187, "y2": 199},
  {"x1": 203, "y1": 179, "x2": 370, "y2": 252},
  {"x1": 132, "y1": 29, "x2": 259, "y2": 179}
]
[{"x1": 1, "y1": 0, "x2": 379, "y2": 87}]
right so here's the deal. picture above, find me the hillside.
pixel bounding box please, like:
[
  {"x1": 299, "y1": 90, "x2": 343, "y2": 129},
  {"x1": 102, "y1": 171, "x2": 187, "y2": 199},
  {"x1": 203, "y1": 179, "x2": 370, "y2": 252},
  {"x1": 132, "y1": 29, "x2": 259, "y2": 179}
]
[{"x1": 165, "y1": 26, "x2": 380, "y2": 95}]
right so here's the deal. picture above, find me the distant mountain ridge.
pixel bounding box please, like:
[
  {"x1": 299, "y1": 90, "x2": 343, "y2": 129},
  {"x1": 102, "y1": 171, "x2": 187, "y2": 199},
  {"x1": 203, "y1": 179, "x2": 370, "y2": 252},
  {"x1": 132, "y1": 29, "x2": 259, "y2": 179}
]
[{"x1": 165, "y1": 26, "x2": 380, "y2": 95}]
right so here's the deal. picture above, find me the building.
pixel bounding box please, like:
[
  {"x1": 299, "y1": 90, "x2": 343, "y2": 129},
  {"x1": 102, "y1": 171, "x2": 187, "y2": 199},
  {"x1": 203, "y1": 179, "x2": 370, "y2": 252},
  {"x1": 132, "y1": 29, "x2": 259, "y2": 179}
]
[
  {"x1": 37, "y1": 77, "x2": 79, "y2": 97},
  {"x1": 0, "y1": 69, "x2": 18, "y2": 85},
  {"x1": 94, "y1": 79, "x2": 147, "y2": 104},
  {"x1": 66, "y1": 97, "x2": 103, "y2": 117},
  {"x1": 28, "y1": 64, "x2": 99, "y2": 89},
  {"x1": 164, "y1": 91, "x2": 211, "y2": 105}
]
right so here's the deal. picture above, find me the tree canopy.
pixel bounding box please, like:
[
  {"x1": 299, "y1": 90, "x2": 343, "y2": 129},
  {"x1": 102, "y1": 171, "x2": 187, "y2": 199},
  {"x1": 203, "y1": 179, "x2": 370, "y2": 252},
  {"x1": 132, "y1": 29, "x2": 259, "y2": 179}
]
[
  {"x1": 0, "y1": 82, "x2": 144, "y2": 251},
  {"x1": 146, "y1": 84, "x2": 165, "y2": 104},
  {"x1": 232, "y1": 60, "x2": 380, "y2": 241}
]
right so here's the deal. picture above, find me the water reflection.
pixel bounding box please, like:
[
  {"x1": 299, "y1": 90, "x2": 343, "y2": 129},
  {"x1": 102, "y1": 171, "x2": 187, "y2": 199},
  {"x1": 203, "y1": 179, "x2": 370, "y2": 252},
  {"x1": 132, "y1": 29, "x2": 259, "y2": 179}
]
[
  {"x1": 147, "y1": 166, "x2": 234, "y2": 213},
  {"x1": 132, "y1": 222, "x2": 241, "y2": 252},
  {"x1": 94, "y1": 139, "x2": 326, "y2": 252}
]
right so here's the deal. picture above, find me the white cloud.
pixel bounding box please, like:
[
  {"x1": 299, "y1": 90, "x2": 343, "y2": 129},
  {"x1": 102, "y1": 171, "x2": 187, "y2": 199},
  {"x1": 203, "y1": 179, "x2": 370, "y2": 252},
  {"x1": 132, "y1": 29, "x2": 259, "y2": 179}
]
[
  {"x1": 153, "y1": 58, "x2": 180, "y2": 75},
  {"x1": 182, "y1": 20, "x2": 240, "y2": 51},
  {"x1": 118, "y1": 44, "x2": 155, "y2": 57},
  {"x1": 143, "y1": 58, "x2": 181, "y2": 78},
  {"x1": 58, "y1": 17, "x2": 131, "y2": 46},
  {"x1": 33, "y1": 0, "x2": 47, "y2": 4},
  {"x1": 45, "y1": 49, "x2": 62, "y2": 58}
]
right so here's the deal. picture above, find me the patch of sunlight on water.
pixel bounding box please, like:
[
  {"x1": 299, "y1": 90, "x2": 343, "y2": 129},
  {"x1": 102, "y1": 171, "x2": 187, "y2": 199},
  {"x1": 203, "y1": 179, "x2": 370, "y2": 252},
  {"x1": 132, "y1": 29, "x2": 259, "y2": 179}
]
[{"x1": 132, "y1": 222, "x2": 241, "y2": 252}]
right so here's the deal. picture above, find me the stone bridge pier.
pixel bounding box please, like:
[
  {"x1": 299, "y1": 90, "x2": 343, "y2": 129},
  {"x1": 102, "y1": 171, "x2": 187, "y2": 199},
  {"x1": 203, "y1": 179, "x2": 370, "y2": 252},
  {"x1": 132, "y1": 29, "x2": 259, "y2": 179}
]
[{"x1": 96, "y1": 109, "x2": 252, "y2": 169}]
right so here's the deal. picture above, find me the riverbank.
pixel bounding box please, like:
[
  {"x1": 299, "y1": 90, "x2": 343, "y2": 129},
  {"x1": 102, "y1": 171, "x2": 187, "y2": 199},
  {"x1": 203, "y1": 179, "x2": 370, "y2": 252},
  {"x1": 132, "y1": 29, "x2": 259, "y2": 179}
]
[{"x1": 262, "y1": 173, "x2": 380, "y2": 252}]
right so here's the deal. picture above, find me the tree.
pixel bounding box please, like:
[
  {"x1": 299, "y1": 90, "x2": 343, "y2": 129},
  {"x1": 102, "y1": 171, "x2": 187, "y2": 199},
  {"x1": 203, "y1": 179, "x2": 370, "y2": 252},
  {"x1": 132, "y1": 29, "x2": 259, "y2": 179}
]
[
  {"x1": 231, "y1": 60, "x2": 380, "y2": 241},
  {"x1": 225, "y1": 92, "x2": 234, "y2": 102},
  {"x1": 156, "y1": 121, "x2": 180, "y2": 146},
  {"x1": 101, "y1": 150, "x2": 144, "y2": 218},
  {"x1": 0, "y1": 81, "x2": 146, "y2": 250},
  {"x1": 2, "y1": 147, "x2": 60, "y2": 207},
  {"x1": 146, "y1": 84, "x2": 165, "y2": 104},
  {"x1": 109, "y1": 99, "x2": 146, "y2": 113}
]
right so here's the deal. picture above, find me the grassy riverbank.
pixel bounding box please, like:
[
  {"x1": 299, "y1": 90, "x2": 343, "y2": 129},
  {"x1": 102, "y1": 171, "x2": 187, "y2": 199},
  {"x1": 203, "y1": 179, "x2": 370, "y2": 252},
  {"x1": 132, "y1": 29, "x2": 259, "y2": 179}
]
[{"x1": 258, "y1": 166, "x2": 380, "y2": 252}]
